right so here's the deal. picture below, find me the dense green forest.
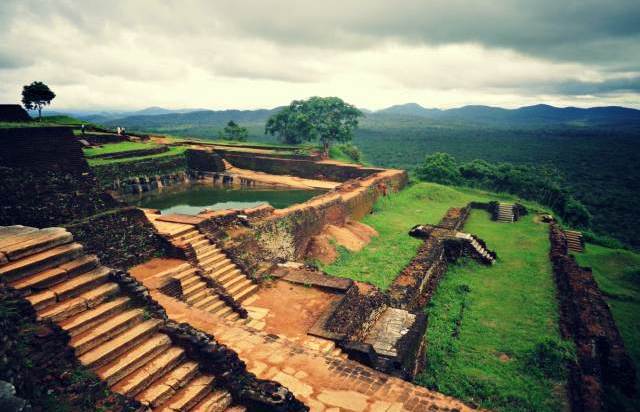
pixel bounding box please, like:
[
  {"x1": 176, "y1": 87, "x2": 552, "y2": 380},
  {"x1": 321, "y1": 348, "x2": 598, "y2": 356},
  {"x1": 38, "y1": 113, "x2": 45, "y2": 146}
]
[
  {"x1": 352, "y1": 117, "x2": 640, "y2": 249},
  {"x1": 84, "y1": 108, "x2": 640, "y2": 249}
]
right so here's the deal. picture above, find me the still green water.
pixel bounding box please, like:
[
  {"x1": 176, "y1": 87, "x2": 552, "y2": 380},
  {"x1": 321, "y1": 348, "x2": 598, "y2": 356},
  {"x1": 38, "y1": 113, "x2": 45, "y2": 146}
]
[{"x1": 127, "y1": 184, "x2": 324, "y2": 215}]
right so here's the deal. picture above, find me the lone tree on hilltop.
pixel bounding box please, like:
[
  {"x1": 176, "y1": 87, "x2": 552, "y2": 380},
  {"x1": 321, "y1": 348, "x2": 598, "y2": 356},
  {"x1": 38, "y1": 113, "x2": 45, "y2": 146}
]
[
  {"x1": 21, "y1": 81, "x2": 56, "y2": 121},
  {"x1": 265, "y1": 96, "x2": 362, "y2": 156},
  {"x1": 221, "y1": 120, "x2": 248, "y2": 141}
]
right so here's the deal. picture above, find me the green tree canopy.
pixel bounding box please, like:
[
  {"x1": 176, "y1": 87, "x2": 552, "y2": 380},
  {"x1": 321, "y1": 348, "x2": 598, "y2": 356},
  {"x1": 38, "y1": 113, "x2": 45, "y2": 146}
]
[
  {"x1": 21, "y1": 81, "x2": 55, "y2": 120},
  {"x1": 265, "y1": 96, "x2": 362, "y2": 155},
  {"x1": 221, "y1": 120, "x2": 248, "y2": 141}
]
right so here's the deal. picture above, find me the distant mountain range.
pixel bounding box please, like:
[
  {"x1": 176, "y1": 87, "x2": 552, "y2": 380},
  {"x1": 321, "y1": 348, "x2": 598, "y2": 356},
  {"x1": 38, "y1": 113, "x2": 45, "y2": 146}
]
[
  {"x1": 64, "y1": 102, "x2": 640, "y2": 132},
  {"x1": 375, "y1": 103, "x2": 640, "y2": 126}
]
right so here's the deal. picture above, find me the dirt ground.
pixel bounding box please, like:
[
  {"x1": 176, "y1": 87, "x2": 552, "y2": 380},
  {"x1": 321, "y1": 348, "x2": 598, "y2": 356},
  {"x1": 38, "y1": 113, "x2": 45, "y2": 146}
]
[
  {"x1": 250, "y1": 280, "x2": 341, "y2": 339},
  {"x1": 129, "y1": 257, "x2": 186, "y2": 289}
]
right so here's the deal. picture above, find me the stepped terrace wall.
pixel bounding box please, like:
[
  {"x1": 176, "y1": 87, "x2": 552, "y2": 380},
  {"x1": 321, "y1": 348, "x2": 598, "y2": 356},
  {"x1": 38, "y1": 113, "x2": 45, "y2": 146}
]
[
  {"x1": 92, "y1": 152, "x2": 188, "y2": 186},
  {"x1": 252, "y1": 169, "x2": 408, "y2": 261},
  {"x1": 549, "y1": 223, "x2": 636, "y2": 411},
  {"x1": 220, "y1": 151, "x2": 386, "y2": 182},
  {"x1": 0, "y1": 127, "x2": 118, "y2": 228},
  {"x1": 65, "y1": 207, "x2": 178, "y2": 270}
]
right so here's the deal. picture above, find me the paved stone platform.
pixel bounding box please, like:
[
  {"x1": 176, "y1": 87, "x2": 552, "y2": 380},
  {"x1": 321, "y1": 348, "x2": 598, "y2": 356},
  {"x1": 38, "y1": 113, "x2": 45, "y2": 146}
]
[{"x1": 152, "y1": 292, "x2": 480, "y2": 412}]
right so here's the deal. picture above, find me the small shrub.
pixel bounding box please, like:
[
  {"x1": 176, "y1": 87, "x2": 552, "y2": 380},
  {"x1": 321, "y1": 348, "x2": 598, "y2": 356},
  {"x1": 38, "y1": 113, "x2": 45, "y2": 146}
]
[{"x1": 524, "y1": 338, "x2": 576, "y2": 380}]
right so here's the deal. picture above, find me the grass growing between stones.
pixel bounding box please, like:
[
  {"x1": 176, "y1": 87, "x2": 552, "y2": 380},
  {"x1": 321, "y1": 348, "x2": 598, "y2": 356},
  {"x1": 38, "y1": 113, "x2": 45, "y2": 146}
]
[
  {"x1": 83, "y1": 141, "x2": 159, "y2": 157},
  {"x1": 574, "y1": 243, "x2": 640, "y2": 406},
  {"x1": 323, "y1": 181, "x2": 535, "y2": 289},
  {"x1": 416, "y1": 210, "x2": 570, "y2": 411}
]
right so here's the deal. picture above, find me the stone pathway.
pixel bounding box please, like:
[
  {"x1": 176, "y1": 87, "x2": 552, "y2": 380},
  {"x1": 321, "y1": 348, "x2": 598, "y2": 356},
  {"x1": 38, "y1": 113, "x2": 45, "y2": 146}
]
[{"x1": 152, "y1": 292, "x2": 480, "y2": 412}]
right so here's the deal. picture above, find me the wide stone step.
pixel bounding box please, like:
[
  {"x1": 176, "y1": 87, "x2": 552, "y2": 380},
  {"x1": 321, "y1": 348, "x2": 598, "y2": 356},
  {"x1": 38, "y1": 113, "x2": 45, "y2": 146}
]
[
  {"x1": 71, "y1": 308, "x2": 144, "y2": 355},
  {"x1": 169, "y1": 227, "x2": 200, "y2": 241},
  {"x1": 112, "y1": 346, "x2": 185, "y2": 398},
  {"x1": 210, "y1": 263, "x2": 236, "y2": 279},
  {"x1": 173, "y1": 267, "x2": 199, "y2": 282},
  {"x1": 37, "y1": 283, "x2": 120, "y2": 322},
  {"x1": 79, "y1": 319, "x2": 163, "y2": 369},
  {"x1": 190, "y1": 238, "x2": 211, "y2": 250},
  {"x1": 217, "y1": 269, "x2": 242, "y2": 285},
  {"x1": 212, "y1": 305, "x2": 233, "y2": 318},
  {"x1": 233, "y1": 284, "x2": 258, "y2": 303},
  {"x1": 156, "y1": 263, "x2": 193, "y2": 281},
  {"x1": 183, "y1": 280, "x2": 207, "y2": 297},
  {"x1": 194, "y1": 294, "x2": 221, "y2": 309},
  {"x1": 200, "y1": 253, "x2": 225, "y2": 268},
  {"x1": 192, "y1": 390, "x2": 233, "y2": 412},
  {"x1": 49, "y1": 266, "x2": 111, "y2": 301},
  {"x1": 97, "y1": 333, "x2": 173, "y2": 386},
  {"x1": 0, "y1": 242, "x2": 84, "y2": 282},
  {"x1": 180, "y1": 274, "x2": 201, "y2": 289},
  {"x1": 227, "y1": 279, "x2": 253, "y2": 296},
  {"x1": 0, "y1": 227, "x2": 73, "y2": 262},
  {"x1": 186, "y1": 289, "x2": 211, "y2": 305},
  {"x1": 196, "y1": 248, "x2": 222, "y2": 262},
  {"x1": 221, "y1": 274, "x2": 246, "y2": 290},
  {"x1": 59, "y1": 296, "x2": 131, "y2": 336},
  {"x1": 224, "y1": 406, "x2": 247, "y2": 412},
  {"x1": 136, "y1": 361, "x2": 199, "y2": 408},
  {"x1": 11, "y1": 266, "x2": 67, "y2": 294},
  {"x1": 158, "y1": 374, "x2": 215, "y2": 412},
  {"x1": 202, "y1": 298, "x2": 226, "y2": 313}
]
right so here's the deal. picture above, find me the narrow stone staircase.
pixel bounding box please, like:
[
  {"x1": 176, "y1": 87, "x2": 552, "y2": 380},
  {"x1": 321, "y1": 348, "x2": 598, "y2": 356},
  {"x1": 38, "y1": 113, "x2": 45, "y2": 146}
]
[
  {"x1": 455, "y1": 232, "x2": 496, "y2": 264},
  {"x1": 497, "y1": 203, "x2": 515, "y2": 223},
  {"x1": 168, "y1": 227, "x2": 258, "y2": 321},
  {"x1": 565, "y1": 230, "x2": 584, "y2": 253},
  {"x1": 0, "y1": 225, "x2": 244, "y2": 411}
]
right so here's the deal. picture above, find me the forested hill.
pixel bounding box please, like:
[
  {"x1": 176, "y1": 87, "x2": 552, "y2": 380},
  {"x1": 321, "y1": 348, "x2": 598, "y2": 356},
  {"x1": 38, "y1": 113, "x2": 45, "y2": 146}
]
[
  {"x1": 376, "y1": 103, "x2": 640, "y2": 126},
  {"x1": 78, "y1": 103, "x2": 640, "y2": 131}
]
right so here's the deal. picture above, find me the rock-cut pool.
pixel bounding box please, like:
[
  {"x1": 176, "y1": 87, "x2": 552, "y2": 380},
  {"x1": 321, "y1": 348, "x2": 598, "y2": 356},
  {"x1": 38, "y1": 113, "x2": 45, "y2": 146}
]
[{"x1": 125, "y1": 184, "x2": 325, "y2": 215}]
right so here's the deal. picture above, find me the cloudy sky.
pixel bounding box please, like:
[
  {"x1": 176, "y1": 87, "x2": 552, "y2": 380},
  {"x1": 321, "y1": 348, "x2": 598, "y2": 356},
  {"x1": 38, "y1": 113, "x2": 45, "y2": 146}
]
[{"x1": 1, "y1": 0, "x2": 639, "y2": 111}]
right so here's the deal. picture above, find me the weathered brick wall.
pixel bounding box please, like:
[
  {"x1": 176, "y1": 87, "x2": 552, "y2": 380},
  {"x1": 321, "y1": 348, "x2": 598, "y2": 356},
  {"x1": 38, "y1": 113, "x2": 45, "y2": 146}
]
[
  {"x1": 0, "y1": 127, "x2": 119, "y2": 228},
  {"x1": 221, "y1": 152, "x2": 384, "y2": 182},
  {"x1": 66, "y1": 207, "x2": 176, "y2": 270},
  {"x1": 549, "y1": 223, "x2": 636, "y2": 410},
  {"x1": 92, "y1": 154, "x2": 188, "y2": 186},
  {"x1": 185, "y1": 149, "x2": 226, "y2": 172}
]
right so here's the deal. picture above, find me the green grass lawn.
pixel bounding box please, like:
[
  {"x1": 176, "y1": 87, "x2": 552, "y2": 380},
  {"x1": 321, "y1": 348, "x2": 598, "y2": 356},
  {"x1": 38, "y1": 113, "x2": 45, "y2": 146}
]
[
  {"x1": 86, "y1": 146, "x2": 187, "y2": 166},
  {"x1": 323, "y1": 182, "x2": 569, "y2": 411},
  {"x1": 83, "y1": 141, "x2": 160, "y2": 157},
  {"x1": 322, "y1": 181, "x2": 542, "y2": 289},
  {"x1": 417, "y1": 209, "x2": 569, "y2": 411},
  {"x1": 574, "y1": 244, "x2": 640, "y2": 408}
]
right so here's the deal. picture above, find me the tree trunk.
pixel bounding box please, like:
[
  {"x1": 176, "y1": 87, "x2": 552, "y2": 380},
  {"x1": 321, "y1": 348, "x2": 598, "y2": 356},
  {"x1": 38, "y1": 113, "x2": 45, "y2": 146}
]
[
  {"x1": 38, "y1": 106, "x2": 42, "y2": 121},
  {"x1": 323, "y1": 140, "x2": 329, "y2": 158}
]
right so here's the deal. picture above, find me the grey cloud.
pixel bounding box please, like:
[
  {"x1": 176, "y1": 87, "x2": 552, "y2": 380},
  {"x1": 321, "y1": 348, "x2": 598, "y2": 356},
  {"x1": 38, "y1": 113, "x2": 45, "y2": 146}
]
[{"x1": 554, "y1": 76, "x2": 640, "y2": 95}]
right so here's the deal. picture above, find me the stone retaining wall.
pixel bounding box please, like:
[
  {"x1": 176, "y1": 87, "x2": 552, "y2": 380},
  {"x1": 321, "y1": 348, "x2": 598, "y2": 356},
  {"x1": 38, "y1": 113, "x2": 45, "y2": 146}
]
[
  {"x1": 92, "y1": 153, "x2": 188, "y2": 186},
  {"x1": 221, "y1": 152, "x2": 385, "y2": 182},
  {"x1": 0, "y1": 127, "x2": 119, "y2": 228},
  {"x1": 88, "y1": 146, "x2": 168, "y2": 159},
  {"x1": 549, "y1": 223, "x2": 636, "y2": 411},
  {"x1": 65, "y1": 207, "x2": 177, "y2": 270}
]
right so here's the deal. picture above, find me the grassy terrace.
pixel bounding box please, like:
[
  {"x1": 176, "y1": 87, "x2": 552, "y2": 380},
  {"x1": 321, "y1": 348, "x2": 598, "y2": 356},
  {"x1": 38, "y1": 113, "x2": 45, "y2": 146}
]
[
  {"x1": 323, "y1": 182, "x2": 568, "y2": 411},
  {"x1": 417, "y1": 210, "x2": 568, "y2": 411},
  {"x1": 323, "y1": 182, "x2": 539, "y2": 289},
  {"x1": 86, "y1": 146, "x2": 187, "y2": 166},
  {"x1": 83, "y1": 141, "x2": 159, "y2": 157}
]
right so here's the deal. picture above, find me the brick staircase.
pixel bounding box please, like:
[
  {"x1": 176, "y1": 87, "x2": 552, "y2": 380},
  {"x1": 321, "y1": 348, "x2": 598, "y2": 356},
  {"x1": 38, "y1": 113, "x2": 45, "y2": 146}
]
[
  {"x1": 0, "y1": 225, "x2": 244, "y2": 411},
  {"x1": 565, "y1": 230, "x2": 584, "y2": 253},
  {"x1": 497, "y1": 202, "x2": 515, "y2": 223},
  {"x1": 455, "y1": 232, "x2": 496, "y2": 264},
  {"x1": 168, "y1": 227, "x2": 257, "y2": 321}
]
